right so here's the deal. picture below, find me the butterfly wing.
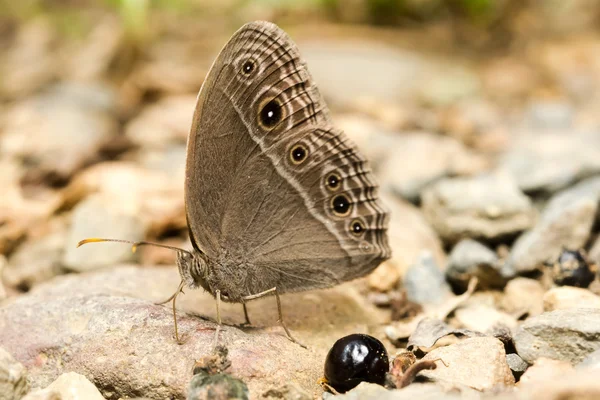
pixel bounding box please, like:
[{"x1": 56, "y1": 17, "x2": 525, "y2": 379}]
[{"x1": 185, "y1": 21, "x2": 390, "y2": 296}]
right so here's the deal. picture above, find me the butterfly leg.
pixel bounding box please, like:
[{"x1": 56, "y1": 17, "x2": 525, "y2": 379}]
[
  {"x1": 213, "y1": 289, "x2": 222, "y2": 348},
  {"x1": 242, "y1": 287, "x2": 307, "y2": 349},
  {"x1": 241, "y1": 301, "x2": 252, "y2": 326},
  {"x1": 155, "y1": 280, "x2": 185, "y2": 344}
]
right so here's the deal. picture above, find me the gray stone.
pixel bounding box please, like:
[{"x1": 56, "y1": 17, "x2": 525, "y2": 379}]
[
  {"x1": 446, "y1": 239, "x2": 509, "y2": 290},
  {"x1": 506, "y1": 353, "x2": 528, "y2": 375},
  {"x1": 1, "y1": 265, "x2": 387, "y2": 399},
  {"x1": 501, "y1": 278, "x2": 545, "y2": 318},
  {"x1": 543, "y1": 287, "x2": 600, "y2": 312},
  {"x1": 407, "y1": 318, "x2": 483, "y2": 351},
  {"x1": 0, "y1": 347, "x2": 29, "y2": 400},
  {"x1": 335, "y1": 116, "x2": 401, "y2": 173},
  {"x1": 514, "y1": 308, "x2": 600, "y2": 364},
  {"x1": 0, "y1": 19, "x2": 58, "y2": 98},
  {"x1": 454, "y1": 304, "x2": 518, "y2": 333},
  {"x1": 422, "y1": 174, "x2": 534, "y2": 244},
  {"x1": 420, "y1": 337, "x2": 515, "y2": 390},
  {"x1": 24, "y1": 372, "x2": 104, "y2": 400},
  {"x1": 517, "y1": 357, "x2": 574, "y2": 388},
  {"x1": 577, "y1": 348, "x2": 600, "y2": 370},
  {"x1": 3, "y1": 217, "x2": 68, "y2": 290},
  {"x1": 330, "y1": 382, "x2": 466, "y2": 400},
  {"x1": 299, "y1": 41, "x2": 425, "y2": 108},
  {"x1": 62, "y1": 195, "x2": 145, "y2": 272},
  {"x1": 497, "y1": 131, "x2": 600, "y2": 194},
  {"x1": 262, "y1": 382, "x2": 311, "y2": 399},
  {"x1": 1, "y1": 82, "x2": 118, "y2": 180},
  {"x1": 380, "y1": 194, "x2": 446, "y2": 278},
  {"x1": 403, "y1": 252, "x2": 452, "y2": 305},
  {"x1": 417, "y1": 63, "x2": 480, "y2": 106},
  {"x1": 125, "y1": 96, "x2": 195, "y2": 149},
  {"x1": 526, "y1": 100, "x2": 574, "y2": 130},
  {"x1": 507, "y1": 177, "x2": 600, "y2": 273},
  {"x1": 378, "y1": 132, "x2": 487, "y2": 203},
  {"x1": 60, "y1": 162, "x2": 184, "y2": 239}
]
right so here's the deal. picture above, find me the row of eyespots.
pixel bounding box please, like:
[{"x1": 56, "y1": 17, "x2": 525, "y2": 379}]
[
  {"x1": 241, "y1": 58, "x2": 368, "y2": 239},
  {"x1": 287, "y1": 142, "x2": 367, "y2": 238}
]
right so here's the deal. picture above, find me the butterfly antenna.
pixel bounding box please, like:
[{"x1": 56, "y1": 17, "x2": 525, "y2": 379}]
[{"x1": 77, "y1": 238, "x2": 192, "y2": 256}]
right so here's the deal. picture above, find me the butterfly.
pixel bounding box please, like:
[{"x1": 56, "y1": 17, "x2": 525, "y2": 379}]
[{"x1": 79, "y1": 21, "x2": 390, "y2": 347}]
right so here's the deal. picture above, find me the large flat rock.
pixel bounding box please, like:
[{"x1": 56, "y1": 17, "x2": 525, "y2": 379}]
[{"x1": 0, "y1": 265, "x2": 387, "y2": 399}]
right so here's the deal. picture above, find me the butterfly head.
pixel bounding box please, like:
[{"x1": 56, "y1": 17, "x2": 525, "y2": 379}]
[{"x1": 176, "y1": 249, "x2": 210, "y2": 292}]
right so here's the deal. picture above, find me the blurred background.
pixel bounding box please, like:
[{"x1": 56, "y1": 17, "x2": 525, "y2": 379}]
[{"x1": 1, "y1": 0, "x2": 600, "y2": 294}]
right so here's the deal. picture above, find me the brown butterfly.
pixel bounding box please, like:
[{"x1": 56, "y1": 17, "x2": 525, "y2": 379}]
[{"x1": 79, "y1": 21, "x2": 390, "y2": 347}]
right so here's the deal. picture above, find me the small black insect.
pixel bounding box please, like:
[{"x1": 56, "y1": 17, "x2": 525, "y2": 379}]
[
  {"x1": 322, "y1": 333, "x2": 389, "y2": 393},
  {"x1": 550, "y1": 248, "x2": 597, "y2": 288}
]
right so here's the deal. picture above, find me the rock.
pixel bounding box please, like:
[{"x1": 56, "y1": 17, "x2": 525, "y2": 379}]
[
  {"x1": 329, "y1": 381, "x2": 471, "y2": 400},
  {"x1": 422, "y1": 174, "x2": 534, "y2": 244},
  {"x1": 63, "y1": 18, "x2": 125, "y2": 82},
  {"x1": 377, "y1": 132, "x2": 487, "y2": 203},
  {"x1": 518, "y1": 358, "x2": 574, "y2": 386},
  {"x1": 501, "y1": 278, "x2": 545, "y2": 318},
  {"x1": 577, "y1": 348, "x2": 600, "y2": 370},
  {"x1": 136, "y1": 144, "x2": 187, "y2": 179},
  {"x1": 407, "y1": 318, "x2": 482, "y2": 351},
  {"x1": 437, "y1": 99, "x2": 505, "y2": 146},
  {"x1": 62, "y1": 195, "x2": 146, "y2": 272},
  {"x1": 0, "y1": 347, "x2": 29, "y2": 400},
  {"x1": 24, "y1": 372, "x2": 104, "y2": 400},
  {"x1": 514, "y1": 308, "x2": 600, "y2": 364},
  {"x1": 526, "y1": 100, "x2": 573, "y2": 130},
  {"x1": 481, "y1": 57, "x2": 538, "y2": 101},
  {"x1": 446, "y1": 239, "x2": 509, "y2": 291},
  {"x1": 367, "y1": 262, "x2": 400, "y2": 292},
  {"x1": 0, "y1": 159, "x2": 62, "y2": 255},
  {"x1": 326, "y1": 382, "x2": 388, "y2": 400},
  {"x1": 507, "y1": 177, "x2": 600, "y2": 274},
  {"x1": 60, "y1": 162, "x2": 185, "y2": 238},
  {"x1": 505, "y1": 353, "x2": 528, "y2": 379},
  {"x1": 497, "y1": 131, "x2": 600, "y2": 194},
  {"x1": 403, "y1": 252, "x2": 452, "y2": 306},
  {"x1": 534, "y1": 0, "x2": 600, "y2": 34},
  {"x1": 454, "y1": 304, "x2": 518, "y2": 333},
  {"x1": 188, "y1": 372, "x2": 248, "y2": 400},
  {"x1": 420, "y1": 337, "x2": 515, "y2": 390},
  {"x1": 21, "y1": 390, "x2": 61, "y2": 400},
  {"x1": 0, "y1": 19, "x2": 58, "y2": 98},
  {"x1": 381, "y1": 194, "x2": 446, "y2": 278},
  {"x1": 417, "y1": 63, "x2": 480, "y2": 106},
  {"x1": 516, "y1": 369, "x2": 600, "y2": 400},
  {"x1": 1, "y1": 82, "x2": 118, "y2": 180},
  {"x1": 262, "y1": 382, "x2": 311, "y2": 399},
  {"x1": 1, "y1": 265, "x2": 387, "y2": 399},
  {"x1": 543, "y1": 287, "x2": 600, "y2": 311},
  {"x1": 334, "y1": 115, "x2": 400, "y2": 172},
  {"x1": 299, "y1": 40, "x2": 425, "y2": 108},
  {"x1": 125, "y1": 96, "x2": 195, "y2": 149},
  {"x1": 3, "y1": 216, "x2": 68, "y2": 291}
]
